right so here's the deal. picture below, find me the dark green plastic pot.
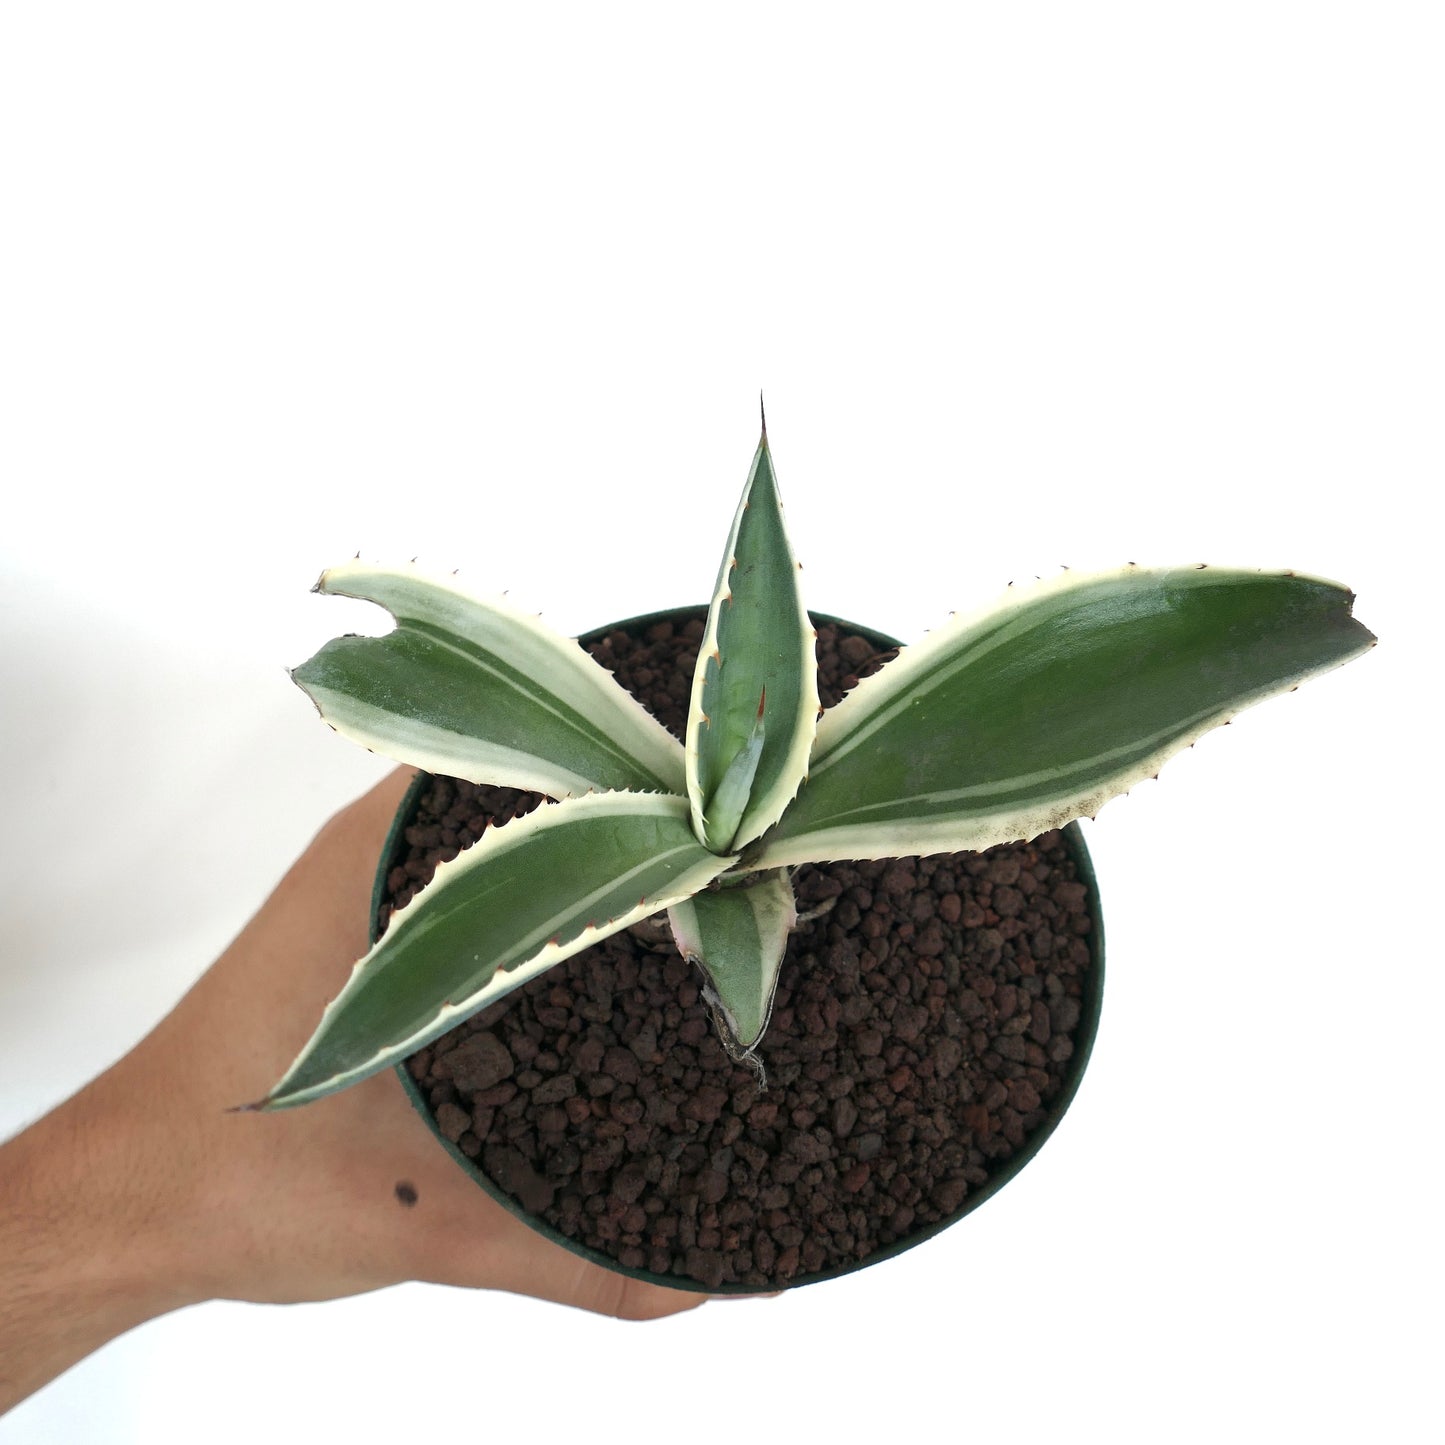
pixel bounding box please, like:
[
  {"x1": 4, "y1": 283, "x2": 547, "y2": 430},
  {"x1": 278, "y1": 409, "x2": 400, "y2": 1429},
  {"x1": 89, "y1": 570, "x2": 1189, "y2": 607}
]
[{"x1": 373, "y1": 607, "x2": 1105, "y2": 1292}]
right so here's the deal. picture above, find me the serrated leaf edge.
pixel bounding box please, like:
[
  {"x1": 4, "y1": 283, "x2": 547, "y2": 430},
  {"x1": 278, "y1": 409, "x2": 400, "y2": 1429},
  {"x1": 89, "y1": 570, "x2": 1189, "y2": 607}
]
[
  {"x1": 806, "y1": 563, "x2": 1365, "y2": 781},
  {"x1": 303, "y1": 558, "x2": 687, "y2": 796},
  {"x1": 752, "y1": 564, "x2": 1375, "y2": 868},
  {"x1": 259, "y1": 790, "x2": 729, "y2": 1109},
  {"x1": 683, "y1": 438, "x2": 819, "y2": 850}
]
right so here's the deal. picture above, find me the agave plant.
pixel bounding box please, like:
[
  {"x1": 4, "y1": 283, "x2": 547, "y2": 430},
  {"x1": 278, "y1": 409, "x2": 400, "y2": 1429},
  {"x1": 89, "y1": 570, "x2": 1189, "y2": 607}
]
[{"x1": 257, "y1": 420, "x2": 1374, "y2": 1109}]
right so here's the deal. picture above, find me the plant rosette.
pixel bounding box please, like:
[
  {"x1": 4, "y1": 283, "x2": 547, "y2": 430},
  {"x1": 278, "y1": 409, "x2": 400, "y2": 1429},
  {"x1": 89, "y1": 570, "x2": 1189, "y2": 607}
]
[
  {"x1": 255, "y1": 412, "x2": 1374, "y2": 1291},
  {"x1": 374, "y1": 608, "x2": 1106, "y2": 1292}
]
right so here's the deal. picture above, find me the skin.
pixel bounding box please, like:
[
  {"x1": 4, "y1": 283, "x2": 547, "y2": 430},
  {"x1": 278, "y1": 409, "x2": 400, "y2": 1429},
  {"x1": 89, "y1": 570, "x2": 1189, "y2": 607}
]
[{"x1": 0, "y1": 769, "x2": 711, "y2": 1417}]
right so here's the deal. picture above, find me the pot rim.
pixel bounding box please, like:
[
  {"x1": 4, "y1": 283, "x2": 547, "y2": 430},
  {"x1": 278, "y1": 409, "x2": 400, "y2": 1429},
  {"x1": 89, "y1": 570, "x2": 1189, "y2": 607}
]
[{"x1": 374, "y1": 605, "x2": 1105, "y2": 1293}]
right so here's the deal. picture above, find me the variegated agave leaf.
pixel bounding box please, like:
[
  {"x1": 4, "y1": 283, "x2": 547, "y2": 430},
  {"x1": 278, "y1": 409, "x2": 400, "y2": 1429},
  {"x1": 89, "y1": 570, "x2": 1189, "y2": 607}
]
[
  {"x1": 257, "y1": 793, "x2": 731, "y2": 1110},
  {"x1": 751, "y1": 566, "x2": 1375, "y2": 869},
  {"x1": 293, "y1": 560, "x2": 686, "y2": 799},
  {"x1": 685, "y1": 430, "x2": 818, "y2": 853},
  {"x1": 667, "y1": 868, "x2": 797, "y2": 1057}
]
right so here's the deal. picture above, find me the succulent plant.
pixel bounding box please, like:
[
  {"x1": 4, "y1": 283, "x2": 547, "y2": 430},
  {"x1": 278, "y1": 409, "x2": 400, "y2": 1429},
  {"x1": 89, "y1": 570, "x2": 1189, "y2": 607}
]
[{"x1": 257, "y1": 417, "x2": 1375, "y2": 1109}]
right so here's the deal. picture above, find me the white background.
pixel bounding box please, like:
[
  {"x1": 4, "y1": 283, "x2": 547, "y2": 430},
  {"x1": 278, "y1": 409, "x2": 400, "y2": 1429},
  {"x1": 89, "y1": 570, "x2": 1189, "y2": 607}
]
[{"x1": 1, "y1": 4, "x2": 1439, "y2": 1441}]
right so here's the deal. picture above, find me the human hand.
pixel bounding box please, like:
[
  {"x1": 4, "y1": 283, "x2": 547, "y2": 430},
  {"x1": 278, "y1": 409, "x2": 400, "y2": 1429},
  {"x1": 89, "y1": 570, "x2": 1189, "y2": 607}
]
[{"x1": 1, "y1": 770, "x2": 706, "y2": 1414}]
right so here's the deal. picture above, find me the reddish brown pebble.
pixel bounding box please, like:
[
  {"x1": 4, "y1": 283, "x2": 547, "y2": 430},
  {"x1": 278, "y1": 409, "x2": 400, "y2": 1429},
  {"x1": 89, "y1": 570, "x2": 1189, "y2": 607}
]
[
  {"x1": 433, "y1": 1034, "x2": 520, "y2": 1086},
  {"x1": 434, "y1": 1102, "x2": 470, "y2": 1143}
]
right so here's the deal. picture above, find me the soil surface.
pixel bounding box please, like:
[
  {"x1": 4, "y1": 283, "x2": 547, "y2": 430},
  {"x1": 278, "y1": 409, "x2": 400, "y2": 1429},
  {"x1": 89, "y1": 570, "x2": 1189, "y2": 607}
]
[{"x1": 380, "y1": 613, "x2": 1097, "y2": 1290}]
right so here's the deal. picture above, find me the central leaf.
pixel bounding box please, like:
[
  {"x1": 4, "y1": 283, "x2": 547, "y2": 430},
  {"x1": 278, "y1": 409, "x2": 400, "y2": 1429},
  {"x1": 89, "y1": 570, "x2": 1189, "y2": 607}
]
[{"x1": 685, "y1": 429, "x2": 819, "y2": 853}]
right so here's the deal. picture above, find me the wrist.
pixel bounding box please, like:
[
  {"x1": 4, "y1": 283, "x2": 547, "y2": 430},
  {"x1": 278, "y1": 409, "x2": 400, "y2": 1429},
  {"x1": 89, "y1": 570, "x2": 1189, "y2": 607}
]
[{"x1": 0, "y1": 1071, "x2": 207, "y2": 1413}]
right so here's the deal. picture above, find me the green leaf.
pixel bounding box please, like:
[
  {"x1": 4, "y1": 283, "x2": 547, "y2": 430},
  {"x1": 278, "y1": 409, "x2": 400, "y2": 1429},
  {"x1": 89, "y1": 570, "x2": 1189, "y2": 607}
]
[
  {"x1": 685, "y1": 432, "x2": 819, "y2": 853},
  {"x1": 667, "y1": 868, "x2": 797, "y2": 1053},
  {"x1": 257, "y1": 793, "x2": 730, "y2": 1109},
  {"x1": 696, "y1": 690, "x2": 767, "y2": 852},
  {"x1": 292, "y1": 561, "x2": 686, "y2": 799},
  {"x1": 751, "y1": 566, "x2": 1375, "y2": 868}
]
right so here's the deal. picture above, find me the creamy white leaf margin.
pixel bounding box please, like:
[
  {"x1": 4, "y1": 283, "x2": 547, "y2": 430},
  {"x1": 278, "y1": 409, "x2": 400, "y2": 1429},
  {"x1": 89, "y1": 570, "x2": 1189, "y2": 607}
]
[
  {"x1": 684, "y1": 437, "x2": 819, "y2": 851},
  {"x1": 295, "y1": 559, "x2": 686, "y2": 798},
  {"x1": 258, "y1": 792, "x2": 731, "y2": 1109},
  {"x1": 668, "y1": 869, "x2": 796, "y2": 1053},
  {"x1": 751, "y1": 565, "x2": 1374, "y2": 867}
]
